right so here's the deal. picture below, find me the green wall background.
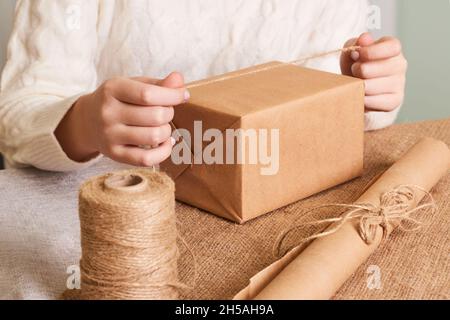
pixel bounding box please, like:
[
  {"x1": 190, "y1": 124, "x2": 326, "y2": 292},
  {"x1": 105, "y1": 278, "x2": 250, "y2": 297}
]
[{"x1": 397, "y1": 0, "x2": 450, "y2": 122}]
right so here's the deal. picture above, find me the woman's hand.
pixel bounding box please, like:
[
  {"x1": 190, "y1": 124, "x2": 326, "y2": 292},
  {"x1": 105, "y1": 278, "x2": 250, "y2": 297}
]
[
  {"x1": 55, "y1": 72, "x2": 189, "y2": 166},
  {"x1": 341, "y1": 32, "x2": 408, "y2": 112}
]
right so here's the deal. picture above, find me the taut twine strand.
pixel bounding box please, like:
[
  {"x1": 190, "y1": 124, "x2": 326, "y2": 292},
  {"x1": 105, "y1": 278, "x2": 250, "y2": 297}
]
[
  {"x1": 274, "y1": 185, "x2": 437, "y2": 258},
  {"x1": 185, "y1": 46, "x2": 361, "y2": 89},
  {"x1": 169, "y1": 45, "x2": 361, "y2": 158},
  {"x1": 67, "y1": 169, "x2": 195, "y2": 300}
]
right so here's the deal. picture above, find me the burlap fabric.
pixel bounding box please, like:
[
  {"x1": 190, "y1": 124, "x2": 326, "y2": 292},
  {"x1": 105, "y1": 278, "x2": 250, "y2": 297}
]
[
  {"x1": 177, "y1": 119, "x2": 450, "y2": 300},
  {"x1": 0, "y1": 119, "x2": 449, "y2": 299}
]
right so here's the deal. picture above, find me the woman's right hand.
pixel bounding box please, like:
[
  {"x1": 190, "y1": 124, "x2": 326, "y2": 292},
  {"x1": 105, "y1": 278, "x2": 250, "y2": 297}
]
[{"x1": 55, "y1": 72, "x2": 190, "y2": 166}]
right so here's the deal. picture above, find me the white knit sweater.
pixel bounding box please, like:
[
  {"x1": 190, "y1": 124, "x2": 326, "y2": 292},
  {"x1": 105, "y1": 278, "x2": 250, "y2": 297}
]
[{"x1": 0, "y1": 0, "x2": 400, "y2": 171}]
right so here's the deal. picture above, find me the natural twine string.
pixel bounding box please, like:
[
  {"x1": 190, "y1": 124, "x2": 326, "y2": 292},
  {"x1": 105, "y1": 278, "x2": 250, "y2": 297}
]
[
  {"x1": 169, "y1": 45, "x2": 361, "y2": 160},
  {"x1": 185, "y1": 46, "x2": 361, "y2": 89},
  {"x1": 274, "y1": 185, "x2": 437, "y2": 258},
  {"x1": 65, "y1": 169, "x2": 195, "y2": 300}
]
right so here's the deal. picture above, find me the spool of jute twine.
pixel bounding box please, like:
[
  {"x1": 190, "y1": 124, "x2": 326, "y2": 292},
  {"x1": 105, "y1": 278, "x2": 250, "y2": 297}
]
[{"x1": 64, "y1": 169, "x2": 191, "y2": 300}]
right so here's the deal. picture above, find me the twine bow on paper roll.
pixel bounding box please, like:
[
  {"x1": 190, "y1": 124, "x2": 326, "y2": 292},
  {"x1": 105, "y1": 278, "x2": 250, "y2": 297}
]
[
  {"x1": 65, "y1": 169, "x2": 193, "y2": 300},
  {"x1": 275, "y1": 185, "x2": 437, "y2": 258}
]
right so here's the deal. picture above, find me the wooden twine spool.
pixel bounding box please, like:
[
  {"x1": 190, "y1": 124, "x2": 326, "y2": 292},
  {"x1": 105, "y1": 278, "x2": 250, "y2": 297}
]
[{"x1": 65, "y1": 169, "x2": 182, "y2": 300}]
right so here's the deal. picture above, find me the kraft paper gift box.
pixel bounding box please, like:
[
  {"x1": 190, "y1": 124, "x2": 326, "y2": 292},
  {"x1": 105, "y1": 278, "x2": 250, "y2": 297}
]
[{"x1": 161, "y1": 62, "x2": 365, "y2": 223}]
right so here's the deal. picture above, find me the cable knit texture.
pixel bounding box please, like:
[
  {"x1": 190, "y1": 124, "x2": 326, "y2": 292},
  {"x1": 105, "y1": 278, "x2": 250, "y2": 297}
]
[{"x1": 0, "y1": 0, "x2": 398, "y2": 171}]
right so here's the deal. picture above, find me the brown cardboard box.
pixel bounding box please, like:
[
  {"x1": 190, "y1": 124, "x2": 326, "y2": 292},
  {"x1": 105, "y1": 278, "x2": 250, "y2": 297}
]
[{"x1": 161, "y1": 62, "x2": 365, "y2": 223}]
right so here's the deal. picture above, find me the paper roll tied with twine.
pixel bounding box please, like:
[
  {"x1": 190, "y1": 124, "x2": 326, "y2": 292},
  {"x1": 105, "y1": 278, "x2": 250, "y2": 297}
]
[
  {"x1": 235, "y1": 137, "x2": 450, "y2": 300},
  {"x1": 65, "y1": 169, "x2": 185, "y2": 300}
]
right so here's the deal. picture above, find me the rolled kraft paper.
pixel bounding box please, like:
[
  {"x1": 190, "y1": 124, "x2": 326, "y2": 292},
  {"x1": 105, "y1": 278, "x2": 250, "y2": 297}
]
[
  {"x1": 236, "y1": 137, "x2": 450, "y2": 300},
  {"x1": 65, "y1": 169, "x2": 181, "y2": 300}
]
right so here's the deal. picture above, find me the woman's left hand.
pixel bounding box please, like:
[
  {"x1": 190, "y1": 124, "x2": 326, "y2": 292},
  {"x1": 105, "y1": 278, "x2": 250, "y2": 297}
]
[{"x1": 341, "y1": 32, "x2": 408, "y2": 112}]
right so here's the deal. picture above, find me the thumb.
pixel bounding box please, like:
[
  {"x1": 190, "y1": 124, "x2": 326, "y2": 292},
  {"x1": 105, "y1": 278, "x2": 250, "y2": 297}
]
[
  {"x1": 159, "y1": 72, "x2": 186, "y2": 89},
  {"x1": 340, "y1": 32, "x2": 375, "y2": 76}
]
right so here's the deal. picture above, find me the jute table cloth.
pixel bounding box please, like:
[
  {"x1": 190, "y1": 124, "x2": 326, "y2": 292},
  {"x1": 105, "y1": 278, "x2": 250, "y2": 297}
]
[{"x1": 1, "y1": 119, "x2": 449, "y2": 300}]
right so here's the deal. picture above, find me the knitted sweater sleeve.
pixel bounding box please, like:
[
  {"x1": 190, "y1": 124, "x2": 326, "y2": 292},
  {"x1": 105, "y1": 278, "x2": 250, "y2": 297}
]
[{"x1": 0, "y1": 0, "x2": 102, "y2": 171}]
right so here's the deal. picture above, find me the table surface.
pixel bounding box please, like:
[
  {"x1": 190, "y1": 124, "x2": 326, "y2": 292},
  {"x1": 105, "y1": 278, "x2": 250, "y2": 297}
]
[{"x1": 1, "y1": 119, "x2": 449, "y2": 300}]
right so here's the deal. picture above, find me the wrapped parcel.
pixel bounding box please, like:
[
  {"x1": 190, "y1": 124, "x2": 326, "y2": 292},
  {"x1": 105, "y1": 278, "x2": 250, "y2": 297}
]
[{"x1": 161, "y1": 62, "x2": 365, "y2": 223}]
